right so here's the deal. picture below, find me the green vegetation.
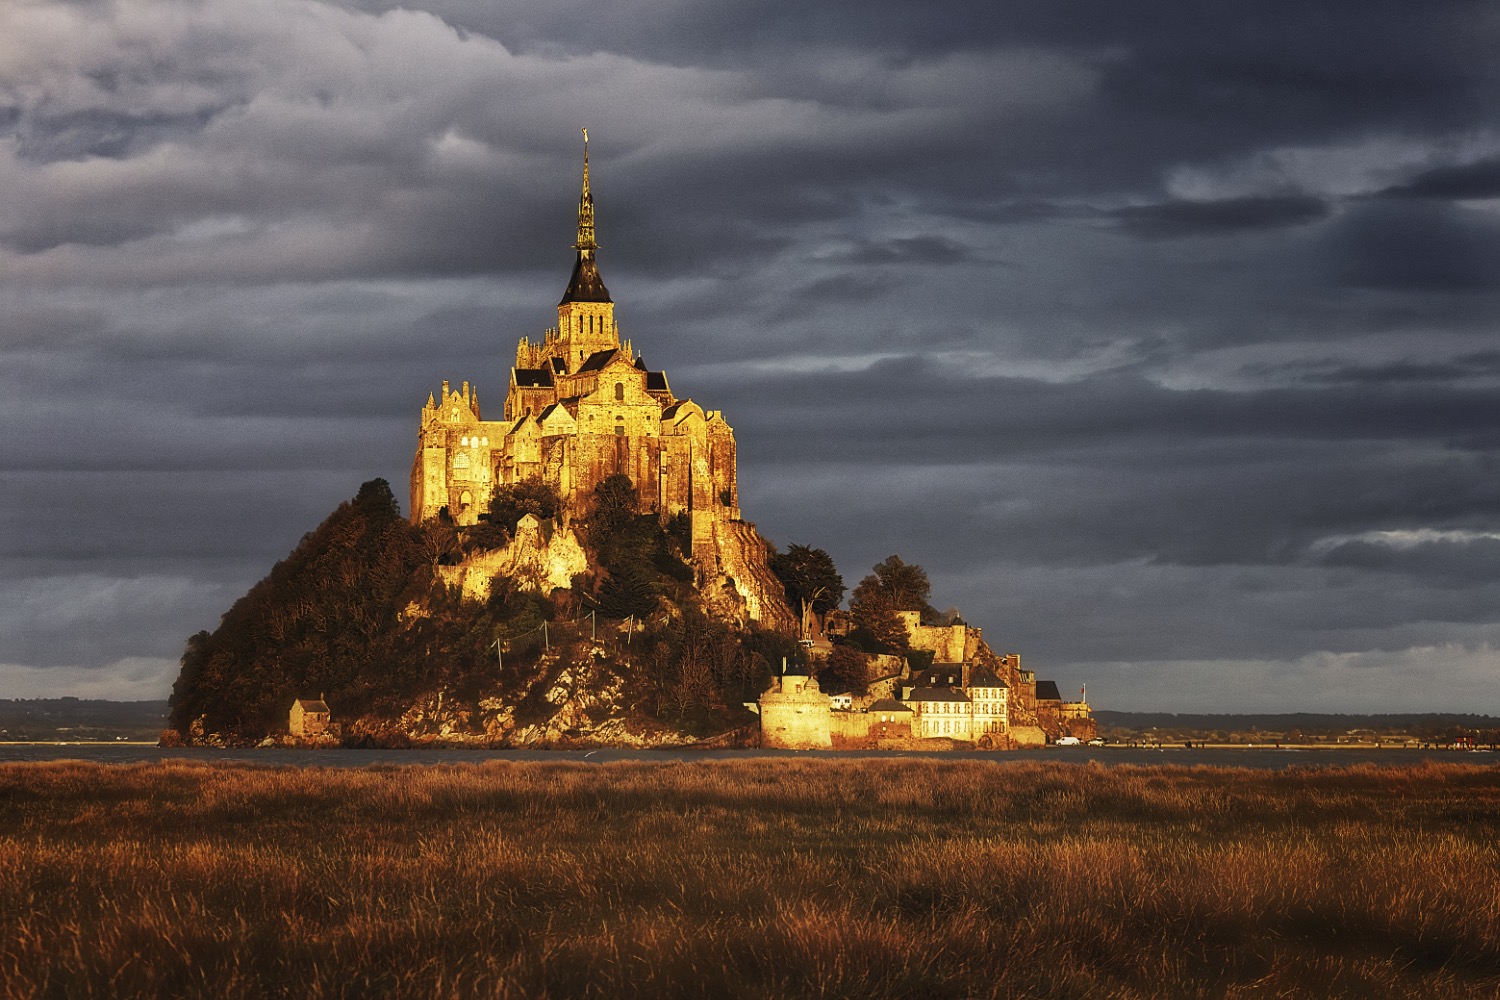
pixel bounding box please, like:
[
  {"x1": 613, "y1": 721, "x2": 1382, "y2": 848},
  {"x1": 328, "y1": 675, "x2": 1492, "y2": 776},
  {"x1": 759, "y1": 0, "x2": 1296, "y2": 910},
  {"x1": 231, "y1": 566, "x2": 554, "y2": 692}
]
[
  {"x1": 2, "y1": 759, "x2": 1497, "y2": 998},
  {"x1": 769, "y1": 543, "x2": 845, "y2": 624},
  {"x1": 170, "y1": 480, "x2": 434, "y2": 736}
]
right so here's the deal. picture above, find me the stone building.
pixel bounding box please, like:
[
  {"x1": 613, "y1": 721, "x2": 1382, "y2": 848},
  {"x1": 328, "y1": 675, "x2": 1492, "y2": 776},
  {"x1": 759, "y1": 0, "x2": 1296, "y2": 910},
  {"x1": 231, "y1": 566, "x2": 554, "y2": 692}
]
[
  {"x1": 910, "y1": 687, "x2": 973, "y2": 740},
  {"x1": 411, "y1": 134, "x2": 736, "y2": 540},
  {"x1": 409, "y1": 133, "x2": 793, "y2": 631},
  {"x1": 758, "y1": 672, "x2": 832, "y2": 749},
  {"x1": 289, "y1": 698, "x2": 330, "y2": 737},
  {"x1": 894, "y1": 611, "x2": 983, "y2": 663},
  {"x1": 968, "y1": 665, "x2": 1009, "y2": 741},
  {"x1": 867, "y1": 699, "x2": 913, "y2": 739}
]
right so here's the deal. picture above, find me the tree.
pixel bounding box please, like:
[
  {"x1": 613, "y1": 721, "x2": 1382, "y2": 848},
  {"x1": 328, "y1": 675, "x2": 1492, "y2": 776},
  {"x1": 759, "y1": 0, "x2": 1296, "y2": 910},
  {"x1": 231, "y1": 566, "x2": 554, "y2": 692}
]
[
  {"x1": 167, "y1": 479, "x2": 429, "y2": 736},
  {"x1": 769, "y1": 544, "x2": 844, "y2": 638},
  {"x1": 598, "y1": 559, "x2": 657, "y2": 619},
  {"x1": 822, "y1": 645, "x2": 870, "y2": 695},
  {"x1": 488, "y1": 476, "x2": 562, "y2": 531},
  {"x1": 868, "y1": 554, "x2": 931, "y2": 611},
  {"x1": 589, "y1": 474, "x2": 638, "y2": 537},
  {"x1": 420, "y1": 520, "x2": 461, "y2": 567},
  {"x1": 848, "y1": 582, "x2": 908, "y2": 654}
]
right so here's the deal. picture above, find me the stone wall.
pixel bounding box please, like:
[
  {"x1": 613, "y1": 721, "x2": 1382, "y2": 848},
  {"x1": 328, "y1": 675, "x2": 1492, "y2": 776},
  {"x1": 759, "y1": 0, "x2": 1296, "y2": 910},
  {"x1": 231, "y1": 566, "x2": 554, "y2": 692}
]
[
  {"x1": 896, "y1": 612, "x2": 970, "y2": 663},
  {"x1": 759, "y1": 675, "x2": 831, "y2": 749},
  {"x1": 828, "y1": 711, "x2": 870, "y2": 741}
]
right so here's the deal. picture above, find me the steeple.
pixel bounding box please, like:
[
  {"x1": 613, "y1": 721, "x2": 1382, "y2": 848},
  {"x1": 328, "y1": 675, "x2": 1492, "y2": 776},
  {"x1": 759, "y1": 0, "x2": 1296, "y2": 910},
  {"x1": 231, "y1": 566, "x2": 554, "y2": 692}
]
[
  {"x1": 561, "y1": 127, "x2": 611, "y2": 305},
  {"x1": 576, "y1": 127, "x2": 596, "y2": 256}
]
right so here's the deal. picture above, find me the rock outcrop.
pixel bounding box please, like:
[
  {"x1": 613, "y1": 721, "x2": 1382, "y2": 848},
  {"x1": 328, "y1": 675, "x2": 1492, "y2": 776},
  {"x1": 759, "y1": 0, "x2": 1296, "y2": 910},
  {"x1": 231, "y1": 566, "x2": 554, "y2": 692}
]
[{"x1": 440, "y1": 514, "x2": 588, "y2": 601}]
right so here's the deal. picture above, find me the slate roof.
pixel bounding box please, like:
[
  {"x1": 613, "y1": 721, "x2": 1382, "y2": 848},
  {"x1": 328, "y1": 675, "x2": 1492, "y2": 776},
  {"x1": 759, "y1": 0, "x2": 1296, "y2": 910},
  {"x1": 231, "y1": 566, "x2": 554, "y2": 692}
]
[
  {"x1": 646, "y1": 371, "x2": 669, "y2": 392},
  {"x1": 1035, "y1": 680, "x2": 1062, "y2": 702},
  {"x1": 577, "y1": 349, "x2": 622, "y2": 374},
  {"x1": 513, "y1": 368, "x2": 554, "y2": 388},
  {"x1": 909, "y1": 688, "x2": 972, "y2": 703},
  {"x1": 968, "y1": 666, "x2": 1008, "y2": 689},
  {"x1": 867, "y1": 698, "x2": 913, "y2": 713},
  {"x1": 912, "y1": 667, "x2": 964, "y2": 687},
  {"x1": 560, "y1": 255, "x2": 611, "y2": 304},
  {"x1": 295, "y1": 699, "x2": 330, "y2": 714}
]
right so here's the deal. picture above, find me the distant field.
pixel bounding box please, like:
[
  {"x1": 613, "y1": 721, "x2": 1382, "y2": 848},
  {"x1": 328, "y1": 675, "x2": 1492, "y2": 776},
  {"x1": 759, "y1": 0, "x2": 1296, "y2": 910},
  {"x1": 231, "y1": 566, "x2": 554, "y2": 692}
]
[{"x1": 2, "y1": 760, "x2": 1498, "y2": 999}]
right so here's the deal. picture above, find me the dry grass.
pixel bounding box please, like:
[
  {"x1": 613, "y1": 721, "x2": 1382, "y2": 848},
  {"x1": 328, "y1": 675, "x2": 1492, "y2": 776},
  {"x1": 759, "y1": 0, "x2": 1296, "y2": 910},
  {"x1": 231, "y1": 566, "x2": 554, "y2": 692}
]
[{"x1": 1, "y1": 758, "x2": 1498, "y2": 998}]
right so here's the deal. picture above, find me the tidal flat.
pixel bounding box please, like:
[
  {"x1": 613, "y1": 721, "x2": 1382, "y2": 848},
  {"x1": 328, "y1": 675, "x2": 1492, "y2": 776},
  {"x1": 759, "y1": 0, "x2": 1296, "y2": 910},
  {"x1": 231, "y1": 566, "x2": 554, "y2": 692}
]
[{"x1": 2, "y1": 759, "x2": 1498, "y2": 999}]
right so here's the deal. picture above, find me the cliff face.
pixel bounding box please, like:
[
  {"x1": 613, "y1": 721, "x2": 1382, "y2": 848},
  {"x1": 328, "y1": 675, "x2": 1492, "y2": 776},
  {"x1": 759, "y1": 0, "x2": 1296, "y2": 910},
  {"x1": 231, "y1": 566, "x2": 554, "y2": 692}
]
[
  {"x1": 370, "y1": 646, "x2": 693, "y2": 748},
  {"x1": 698, "y1": 520, "x2": 797, "y2": 634}
]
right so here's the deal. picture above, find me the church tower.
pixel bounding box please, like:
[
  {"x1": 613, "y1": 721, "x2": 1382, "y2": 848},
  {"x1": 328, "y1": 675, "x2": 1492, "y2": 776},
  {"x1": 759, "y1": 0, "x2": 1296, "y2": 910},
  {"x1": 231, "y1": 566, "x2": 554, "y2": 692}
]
[{"x1": 553, "y1": 128, "x2": 620, "y2": 368}]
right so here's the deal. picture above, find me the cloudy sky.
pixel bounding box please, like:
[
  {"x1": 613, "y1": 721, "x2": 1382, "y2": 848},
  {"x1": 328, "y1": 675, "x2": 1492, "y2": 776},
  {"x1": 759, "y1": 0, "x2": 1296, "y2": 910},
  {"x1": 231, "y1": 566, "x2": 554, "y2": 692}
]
[{"x1": 4, "y1": 0, "x2": 1499, "y2": 711}]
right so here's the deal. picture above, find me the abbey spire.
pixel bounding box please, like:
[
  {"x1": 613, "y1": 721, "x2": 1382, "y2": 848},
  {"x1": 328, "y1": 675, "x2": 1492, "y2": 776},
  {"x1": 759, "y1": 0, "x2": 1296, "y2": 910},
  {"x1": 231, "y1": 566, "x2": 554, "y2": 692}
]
[
  {"x1": 575, "y1": 126, "x2": 596, "y2": 257},
  {"x1": 561, "y1": 127, "x2": 611, "y2": 306}
]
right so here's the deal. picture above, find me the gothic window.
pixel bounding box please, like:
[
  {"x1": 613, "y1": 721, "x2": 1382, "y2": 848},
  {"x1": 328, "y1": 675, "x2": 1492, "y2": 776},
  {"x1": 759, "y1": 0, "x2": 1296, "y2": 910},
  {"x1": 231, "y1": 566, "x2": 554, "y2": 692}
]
[{"x1": 454, "y1": 454, "x2": 470, "y2": 471}]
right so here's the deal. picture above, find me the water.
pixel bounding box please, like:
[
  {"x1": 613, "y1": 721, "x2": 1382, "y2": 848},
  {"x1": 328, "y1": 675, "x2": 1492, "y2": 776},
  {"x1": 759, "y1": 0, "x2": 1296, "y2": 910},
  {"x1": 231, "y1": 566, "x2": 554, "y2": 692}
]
[{"x1": 0, "y1": 744, "x2": 1492, "y2": 769}]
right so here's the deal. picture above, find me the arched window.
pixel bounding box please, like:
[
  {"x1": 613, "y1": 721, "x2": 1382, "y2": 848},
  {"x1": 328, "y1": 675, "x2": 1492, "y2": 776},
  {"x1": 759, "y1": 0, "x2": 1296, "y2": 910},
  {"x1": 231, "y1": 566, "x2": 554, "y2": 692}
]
[
  {"x1": 615, "y1": 415, "x2": 625, "y2": 437},
  {"x1": 614, "y1": 381, "x2": 624, "y2": 401}
]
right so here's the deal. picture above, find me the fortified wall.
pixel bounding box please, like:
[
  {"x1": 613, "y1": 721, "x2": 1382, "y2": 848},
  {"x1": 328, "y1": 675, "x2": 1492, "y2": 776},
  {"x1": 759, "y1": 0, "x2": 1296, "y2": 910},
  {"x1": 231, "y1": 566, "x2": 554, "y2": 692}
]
[{"x1": 757, "y1": 674, "x2": 832, "y2": 749}]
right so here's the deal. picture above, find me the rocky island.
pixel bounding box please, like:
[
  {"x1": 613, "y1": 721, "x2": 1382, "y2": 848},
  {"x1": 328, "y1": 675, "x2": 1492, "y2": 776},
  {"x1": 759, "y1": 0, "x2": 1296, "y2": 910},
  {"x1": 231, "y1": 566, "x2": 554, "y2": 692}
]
[{"x1": 165, "y1": 135, "x2": 1093, "y2": 750}]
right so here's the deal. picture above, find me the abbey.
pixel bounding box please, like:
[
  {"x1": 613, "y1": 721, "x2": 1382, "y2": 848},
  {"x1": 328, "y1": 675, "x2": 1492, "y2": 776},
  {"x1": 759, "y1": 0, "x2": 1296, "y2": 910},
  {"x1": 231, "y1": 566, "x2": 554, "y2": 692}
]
[
  {"x1": 411, "y1": 134, "x2": 789, "y2": 628},
  {"x1": 411, "y1": 135, "x2": 740, "y2": 544}
]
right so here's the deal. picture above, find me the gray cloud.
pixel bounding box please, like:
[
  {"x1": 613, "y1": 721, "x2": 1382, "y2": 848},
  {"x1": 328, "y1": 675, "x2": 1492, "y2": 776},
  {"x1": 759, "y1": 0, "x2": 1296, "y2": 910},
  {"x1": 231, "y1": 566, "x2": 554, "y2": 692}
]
[
  {"x1": 1108, "y1": 194, "x2": 1330, "y2": 240},
  {"x1": 4, "y1": 0, "x2": 1500, "y2": 708},
  {"x1": 1376, "y1": 156, "x2": 1500, "y2": 201}
]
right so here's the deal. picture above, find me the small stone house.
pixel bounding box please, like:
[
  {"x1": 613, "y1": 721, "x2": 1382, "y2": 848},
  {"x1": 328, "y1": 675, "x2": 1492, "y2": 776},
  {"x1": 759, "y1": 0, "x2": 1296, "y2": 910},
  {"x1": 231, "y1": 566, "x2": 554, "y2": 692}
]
[
  {"x1": 290, "y1": 698, "x2": 331, "y2": 737},
  {"x1": 867, "y1": 698, "x2": 913, "y2": 739}
]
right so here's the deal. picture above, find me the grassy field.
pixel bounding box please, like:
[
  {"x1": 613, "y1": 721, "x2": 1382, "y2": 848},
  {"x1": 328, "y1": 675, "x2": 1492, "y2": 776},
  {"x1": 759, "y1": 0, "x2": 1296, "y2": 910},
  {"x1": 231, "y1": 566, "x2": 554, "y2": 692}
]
[{"x1": 2, "y1": 759, "x2": 1498, "y2": 999}]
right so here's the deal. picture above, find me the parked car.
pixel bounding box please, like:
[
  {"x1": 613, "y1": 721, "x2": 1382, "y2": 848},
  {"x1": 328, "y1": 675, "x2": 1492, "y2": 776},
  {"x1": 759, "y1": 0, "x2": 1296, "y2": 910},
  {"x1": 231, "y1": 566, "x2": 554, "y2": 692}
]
[
  {"x1": 1054, "y1": 736, "x2": 1082, "y2": 746},
  {"x1": 1087, "y1": 737, "x2": 1106, "y2": 746}
]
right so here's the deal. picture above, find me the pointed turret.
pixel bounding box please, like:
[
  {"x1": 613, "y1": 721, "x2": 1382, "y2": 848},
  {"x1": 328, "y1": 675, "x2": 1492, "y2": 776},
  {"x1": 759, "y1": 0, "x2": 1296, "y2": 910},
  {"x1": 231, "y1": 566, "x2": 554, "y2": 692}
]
[{"x1": 561, "y1": 127, "x2": 611, "y2": 305}]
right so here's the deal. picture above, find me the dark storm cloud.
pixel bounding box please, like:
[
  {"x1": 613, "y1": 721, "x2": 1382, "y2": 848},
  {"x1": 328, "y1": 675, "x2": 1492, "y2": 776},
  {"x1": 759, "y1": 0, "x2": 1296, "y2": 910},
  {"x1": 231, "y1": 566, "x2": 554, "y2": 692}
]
[
  {"x1": 10, "y1": 107, "x2": 222, "y2": 164},
  {"x1": 1325, "y1": 201, "x2": 1500, "y2": 292},
  {"x1": 1245, "y1": 352, "x2": 1500, "y2": 387},
  {"x1": 1376, "y1": 156, "x2": 1500, "y2": 201},
  {"x1": 841, "y1": 236, "x2": 979, "y2": 265},
  {"x1": 1312, "y1": 533, "x2": 1500, "y2": 584},
  {"x1": 713, "y1": 359, "x2": 1500, "y2": 464},
  {"x1": 5, "y1": 0, "x2": 1500, "y2": 707},
  {"x1": 715, "y1": 359, "x2": 1500, "y2": 578},
  {"x1": 1107, "y1": 194, "x2": 1330, "y2": 240}
]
